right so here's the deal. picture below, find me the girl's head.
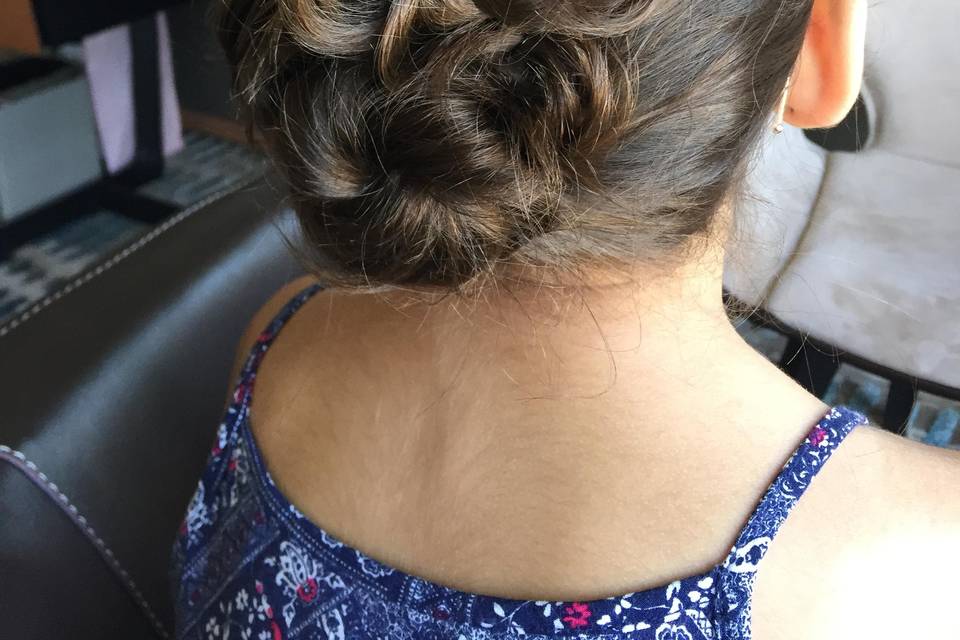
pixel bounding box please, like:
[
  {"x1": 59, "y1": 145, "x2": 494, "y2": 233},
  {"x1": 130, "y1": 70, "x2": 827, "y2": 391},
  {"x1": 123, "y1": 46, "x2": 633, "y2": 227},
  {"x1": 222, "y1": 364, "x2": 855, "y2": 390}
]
[{"x1": 218, "y1": 0, "x2": 865, "y2": 289}]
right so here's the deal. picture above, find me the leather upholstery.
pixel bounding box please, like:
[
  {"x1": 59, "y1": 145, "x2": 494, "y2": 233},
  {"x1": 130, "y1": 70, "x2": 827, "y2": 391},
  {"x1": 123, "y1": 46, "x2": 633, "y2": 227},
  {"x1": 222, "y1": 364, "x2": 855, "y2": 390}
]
[
  {"x1": 0, "y1": 466, "x2": 161, "y2": 637},
  {"x1": 0, "y1": 176, "x2": 303, "y2": 639}
]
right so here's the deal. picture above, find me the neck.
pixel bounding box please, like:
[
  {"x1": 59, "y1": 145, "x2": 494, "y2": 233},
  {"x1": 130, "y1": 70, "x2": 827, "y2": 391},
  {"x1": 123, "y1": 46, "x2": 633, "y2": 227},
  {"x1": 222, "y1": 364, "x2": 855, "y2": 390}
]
[
  {"x1": 254, "y1": 240, "x2": 829, "y2": 599},
  {"x1": 438, "y1": 235, "x2": 737, "y2": 394},
  {"x1": 333, "y1": 235, "x2": 823, "y2": 448}
]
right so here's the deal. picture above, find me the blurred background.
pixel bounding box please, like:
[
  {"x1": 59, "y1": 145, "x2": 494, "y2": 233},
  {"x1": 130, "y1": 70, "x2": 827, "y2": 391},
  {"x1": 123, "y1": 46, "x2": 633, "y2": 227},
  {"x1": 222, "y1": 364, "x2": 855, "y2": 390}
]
[
  {"x1": 0, "y1": 2, "x2": 957, "y2": 636},
  {"x1": 0, "y1": 1, "x2": 268, "y2": 320}
]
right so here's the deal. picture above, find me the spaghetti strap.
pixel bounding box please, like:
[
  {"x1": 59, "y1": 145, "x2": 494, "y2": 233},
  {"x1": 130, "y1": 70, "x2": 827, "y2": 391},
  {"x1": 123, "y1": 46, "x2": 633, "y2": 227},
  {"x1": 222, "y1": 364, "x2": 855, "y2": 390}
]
[
  {"x1": 234, "y1": 282, "x2": 326, "y2": 406},
  {"x1": 714, "y1": 406, "x2": 867, "y2": 637}
]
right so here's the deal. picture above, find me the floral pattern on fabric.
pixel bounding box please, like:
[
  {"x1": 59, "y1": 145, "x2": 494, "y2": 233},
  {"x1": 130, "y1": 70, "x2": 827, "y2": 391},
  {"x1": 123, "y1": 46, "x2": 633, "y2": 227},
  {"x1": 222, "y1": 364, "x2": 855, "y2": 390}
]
[
  {"x1": 713, "y1": 406, "x2": 862, "y2": 638},
  {"x1": 170, "y1": 284, "x2": 867, "y2": 639}
]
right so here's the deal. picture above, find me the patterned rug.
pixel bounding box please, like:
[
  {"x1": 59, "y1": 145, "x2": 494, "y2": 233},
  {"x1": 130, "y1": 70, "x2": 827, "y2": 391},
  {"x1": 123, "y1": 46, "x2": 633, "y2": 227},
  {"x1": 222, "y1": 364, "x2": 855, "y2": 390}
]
[
  {"x1": 136, "y1": 131, "x2": 268, "y2": 207},
  {"x1": 0, "y1": 210, "x2": 147, "y2": 321},
  {"x1": 0, "y1": 131, "x2": 266, "y2": 326}
]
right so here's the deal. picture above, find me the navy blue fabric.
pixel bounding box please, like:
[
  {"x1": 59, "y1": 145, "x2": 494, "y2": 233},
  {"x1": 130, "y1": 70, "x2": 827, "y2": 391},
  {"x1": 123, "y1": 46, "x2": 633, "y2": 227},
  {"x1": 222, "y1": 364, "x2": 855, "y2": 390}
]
[{"x1": 171, "y1": 284, "x2": 868, "y2": 639}]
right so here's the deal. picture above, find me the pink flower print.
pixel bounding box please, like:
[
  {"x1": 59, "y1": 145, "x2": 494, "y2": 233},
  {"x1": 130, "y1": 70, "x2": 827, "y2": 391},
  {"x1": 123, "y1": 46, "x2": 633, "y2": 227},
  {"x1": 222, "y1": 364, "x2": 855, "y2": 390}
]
[
  {"x1": 296, "y1": 577, "x2": 319, "y2": 603},
  {"x1": 808, "y1": 426, "x2": 828, "y2": 447},
  {"x1": 233, "y1": 383, "x2": 249, "y2": 404},
  {"x1": 270, "y1": 620, "x2": 283, "y2": 640},
  {"x1": 257, "y1": 330, "x2": 273, "y2": 344},
  {"x1": 212, "y1": 424, "x2": 228, "y2": 456},
  {"x1": 432, "y1": 606, "x2": 451, "y2": 621},
  {"x1": 562, "y1": 602, "x2": 592, "y2": 629},
  {"x1": 256, "y1": 580, "x2": 264, "y2": 595}
]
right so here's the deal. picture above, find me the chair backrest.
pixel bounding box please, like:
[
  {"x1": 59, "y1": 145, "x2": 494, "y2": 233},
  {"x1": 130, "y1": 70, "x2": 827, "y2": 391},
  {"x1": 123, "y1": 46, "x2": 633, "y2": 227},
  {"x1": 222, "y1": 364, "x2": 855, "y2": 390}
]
[{"x1": 0, "y1": 177, "x2": 303, "y2": 638}]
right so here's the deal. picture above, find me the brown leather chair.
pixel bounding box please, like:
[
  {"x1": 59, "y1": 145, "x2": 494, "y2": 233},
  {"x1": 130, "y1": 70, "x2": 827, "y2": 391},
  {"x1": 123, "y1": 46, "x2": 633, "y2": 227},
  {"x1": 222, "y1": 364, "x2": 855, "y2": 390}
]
[{"x1": 0, "y1": 177, "x2": 303, "y2": 639}]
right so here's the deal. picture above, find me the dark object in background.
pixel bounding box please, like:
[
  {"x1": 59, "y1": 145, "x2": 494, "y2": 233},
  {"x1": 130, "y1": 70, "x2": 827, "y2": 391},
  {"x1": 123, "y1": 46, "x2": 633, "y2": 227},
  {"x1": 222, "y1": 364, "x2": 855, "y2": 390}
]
[
  {"x1": 804, "y1": 93, "x2": 873, "y2": 152},
  {"x1": 29, "y1": 0, "x2": 186, "y2": 46},
  {"x1": 1, "y1": 1, "x2": 189, "y2": 256},
  {"x1": 168, "y1": 1, "x2": 236, "y2": 121},
  {"x1": 28, "y1": 0, "x2": 189, "y2": 185}
]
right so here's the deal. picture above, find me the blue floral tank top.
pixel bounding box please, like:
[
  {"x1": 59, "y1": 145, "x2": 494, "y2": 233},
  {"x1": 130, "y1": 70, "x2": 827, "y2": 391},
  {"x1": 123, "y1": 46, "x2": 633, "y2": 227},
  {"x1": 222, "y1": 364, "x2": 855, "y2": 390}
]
[{"x1": 171, "y1": 283, "x2": 868, "y2": 640}]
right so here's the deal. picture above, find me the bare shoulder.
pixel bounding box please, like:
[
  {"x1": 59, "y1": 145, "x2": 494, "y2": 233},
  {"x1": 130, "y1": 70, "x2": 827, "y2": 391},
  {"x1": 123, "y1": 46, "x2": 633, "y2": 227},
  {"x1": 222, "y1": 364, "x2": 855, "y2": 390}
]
[
  {"x1": 227, "y1": 275, "x2": 322, "y2": 384},
  {"x1": 837, "y1": 426, "x2": 960, "y2": 525},
  {"x1": 851, "y1": 425, "x2": 960, "y2": 497},
  {"x1": 753, "y1": 425, "x2": 960, "y2": 639},
  {"x1": 244, "y1": 276, "x2": 320, "y2": 340}
]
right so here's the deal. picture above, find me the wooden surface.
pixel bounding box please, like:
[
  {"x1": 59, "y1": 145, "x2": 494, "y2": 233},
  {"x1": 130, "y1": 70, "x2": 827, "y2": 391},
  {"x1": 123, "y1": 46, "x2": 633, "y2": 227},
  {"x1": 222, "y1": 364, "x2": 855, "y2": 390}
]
[
  {"x1": 181, "y1": 109, "x2": 264, "y2": 148},
  {"x1": 0, "y1": 0, "x2": 42, "y2": 54}
]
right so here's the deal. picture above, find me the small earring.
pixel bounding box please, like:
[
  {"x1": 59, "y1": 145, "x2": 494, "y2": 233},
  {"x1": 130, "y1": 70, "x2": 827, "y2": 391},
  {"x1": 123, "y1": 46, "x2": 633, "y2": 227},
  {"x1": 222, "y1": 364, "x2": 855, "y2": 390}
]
[{"x1": 773, "y1": 78, "x2": 791, "y2": 135}]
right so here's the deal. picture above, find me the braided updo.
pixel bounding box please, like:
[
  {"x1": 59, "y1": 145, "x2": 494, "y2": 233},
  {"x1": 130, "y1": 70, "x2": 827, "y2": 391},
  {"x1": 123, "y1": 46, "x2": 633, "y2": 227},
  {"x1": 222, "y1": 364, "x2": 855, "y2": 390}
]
[{"x1": 218, "y1": 0, "x2": 811, "y2": 287}]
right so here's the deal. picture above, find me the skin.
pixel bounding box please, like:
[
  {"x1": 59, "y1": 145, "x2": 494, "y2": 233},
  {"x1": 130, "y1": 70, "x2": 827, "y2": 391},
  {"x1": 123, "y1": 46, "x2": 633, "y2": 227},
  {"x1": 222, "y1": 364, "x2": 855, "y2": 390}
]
[{"x1": 232, "y1": 0, "x2": 960, "y2": 636}]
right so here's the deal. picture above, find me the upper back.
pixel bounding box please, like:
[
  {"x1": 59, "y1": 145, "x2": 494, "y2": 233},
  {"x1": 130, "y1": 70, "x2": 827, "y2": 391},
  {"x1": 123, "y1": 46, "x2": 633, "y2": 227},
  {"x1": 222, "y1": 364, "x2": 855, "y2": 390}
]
[{"x1": 183, "y1": 278, "x2": 960, "y2": 640}]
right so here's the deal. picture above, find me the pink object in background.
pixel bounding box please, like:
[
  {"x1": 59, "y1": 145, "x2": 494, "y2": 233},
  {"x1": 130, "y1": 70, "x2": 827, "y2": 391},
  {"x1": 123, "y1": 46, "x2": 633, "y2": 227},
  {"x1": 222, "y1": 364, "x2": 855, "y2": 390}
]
[{"x1": 82, "y1": 12, "x2": 183, "y2": 175}]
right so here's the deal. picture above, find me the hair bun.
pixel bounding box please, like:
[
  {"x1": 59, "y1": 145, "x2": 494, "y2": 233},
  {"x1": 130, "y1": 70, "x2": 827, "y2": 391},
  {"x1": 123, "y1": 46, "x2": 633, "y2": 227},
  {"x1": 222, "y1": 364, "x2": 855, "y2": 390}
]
[
  {"x1": 250, "y1": 5, "x2": 630, "y2": 286},
  {"x1": 219, "y1": 0, "x2": 811, "y2": 288}
]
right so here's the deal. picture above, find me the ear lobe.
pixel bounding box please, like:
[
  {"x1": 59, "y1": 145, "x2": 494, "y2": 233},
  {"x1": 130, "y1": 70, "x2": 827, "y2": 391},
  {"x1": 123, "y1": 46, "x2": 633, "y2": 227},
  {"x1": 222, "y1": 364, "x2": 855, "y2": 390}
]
[{"x1": 785, "y1": 0, "x2": 867, "y2": 129}]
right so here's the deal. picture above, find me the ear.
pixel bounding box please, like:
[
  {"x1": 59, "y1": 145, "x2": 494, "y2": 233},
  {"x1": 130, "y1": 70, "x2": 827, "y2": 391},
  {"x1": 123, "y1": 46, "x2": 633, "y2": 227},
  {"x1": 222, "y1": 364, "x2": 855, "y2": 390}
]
[{"x1": 785, "y1": 0, "x2": 868, "y2": 129}]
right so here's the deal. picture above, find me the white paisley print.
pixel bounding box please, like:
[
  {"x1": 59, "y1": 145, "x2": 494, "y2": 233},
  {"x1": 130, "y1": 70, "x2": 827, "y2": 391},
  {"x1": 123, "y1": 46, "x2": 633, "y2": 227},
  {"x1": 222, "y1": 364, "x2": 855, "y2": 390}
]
[{"x1": 171, "y1": 285, "x2": 867, "y2": 640}]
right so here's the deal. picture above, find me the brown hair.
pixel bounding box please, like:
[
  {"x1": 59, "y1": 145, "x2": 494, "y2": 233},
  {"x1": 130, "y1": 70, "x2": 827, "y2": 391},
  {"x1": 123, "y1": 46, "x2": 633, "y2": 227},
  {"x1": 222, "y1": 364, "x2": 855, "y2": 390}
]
[{"x1": 218, "y1": 0, "x2": 810, "y2": 288}]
